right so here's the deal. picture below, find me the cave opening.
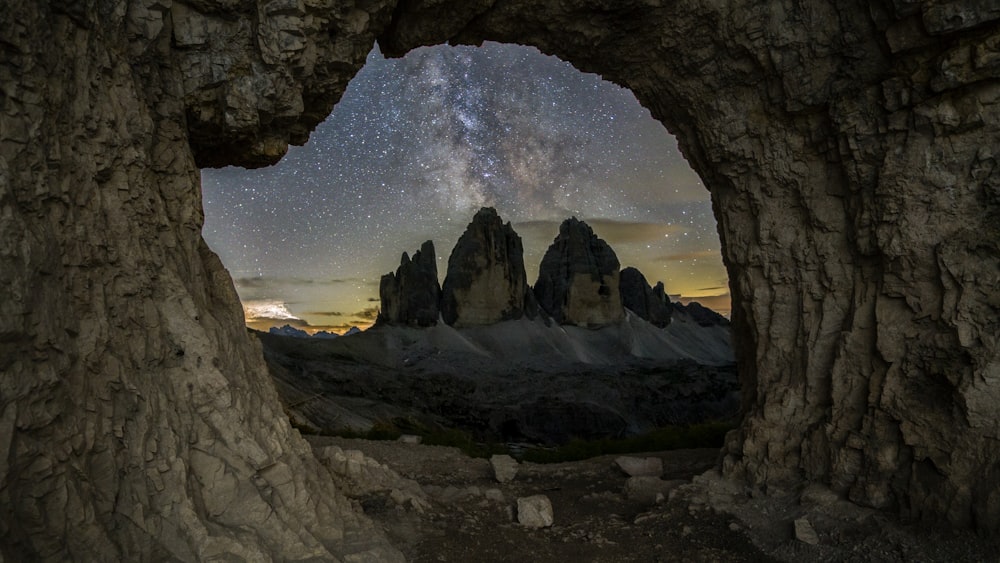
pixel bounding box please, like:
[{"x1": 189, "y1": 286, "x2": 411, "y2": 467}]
[
  {"x1": 201, "y1": 40, "x2": 739, "y2": 453},
  {"x1": 201, "y1": 41, "x2": 730, "y2": 336}
]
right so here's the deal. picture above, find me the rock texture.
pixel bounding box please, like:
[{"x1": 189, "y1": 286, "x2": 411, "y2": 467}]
[
  {"x1": 516, "y1": 495, "x2": 554, "y2": 528},
  {"x1": 534, "y1": 218, "x2": 625, "y2": 327},
  {"x1": 0, "y1": 1, "x2": 404, "y2": 561},
  {"x1": 379, "y1": 0, "x2": 1000, "y2": 532},
  {"x1": 4, "y1": 0, "x2": 1000, "y2": 558},
  {"x1": 620, "y1": 267, "x2": 672, "y2": 328},
  {"x1": 441, "y1": 207, "x2": 537, "y2": 326},
  {"x1": 378, "y1": 240, "x2": 441, "y2": 327}
]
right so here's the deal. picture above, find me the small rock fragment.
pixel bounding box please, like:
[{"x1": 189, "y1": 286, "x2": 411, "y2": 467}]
[
  {"x1": 615, "y1": 456, "x2": 663, "y2": 477},
  {"x1": 397, "y1": 434, "x2": 422, "y2": 444},
  {"x1": 484, "y1": 488, "x2": 506, "y2": 503},
  {"x1": 490, "y1": 454, "x2": 519, "y2": 483},
  {"x1": 794, "y1": 517, "x2": 820, "y2": 545},
  {"x1": 624, "y1": 477, "x2": 685, "y2": 504},
  {"x1": 517, "y1": 495, "x2": 554, "y2": 528}
]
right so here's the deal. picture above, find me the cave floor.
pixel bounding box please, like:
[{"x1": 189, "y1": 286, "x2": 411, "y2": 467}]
[{"x1": 306, "y1": 437, "x2": 998, "y2": 562}]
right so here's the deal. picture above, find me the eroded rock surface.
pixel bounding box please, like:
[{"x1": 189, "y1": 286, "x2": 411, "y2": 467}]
[
  {"x1": 3, "y1": 0, "x2": 1000, "y2": 560},
  {"x1": 0, "y1": 1, "x2": 403, "y2": 560},
  {"x1": 379, "y1": 0, "x2": 1000, "y2": 532},
  {"x1": 534, "y1": 218, "x2": 625, "y2": 327},
  {"x1": 441, "y1": 207, "x2": 537, "y2": 326},
  {"x1": 378, "y1": 240, "x2": 441, "y2": 327}
]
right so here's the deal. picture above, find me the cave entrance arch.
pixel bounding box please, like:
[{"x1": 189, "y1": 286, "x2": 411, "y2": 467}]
[
  {"x1": 175, "y1": 0, "x2": 1000, "y2": 533},
  {"x1": 359, "y1": 3, "x2": 998, "y2": 531},
  {"x1": 203, "y1": 40, "x2": 738, "y2": 451},
  {"x1": 5, "y1": 3, "x2": 999, "y2": 560}
]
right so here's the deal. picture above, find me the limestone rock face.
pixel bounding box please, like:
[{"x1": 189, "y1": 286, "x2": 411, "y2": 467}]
[
  {"x1": 620, "y1": 267, "x2": 672, "y2": 328},
  {"x1": 441, "y1": 207, "x2": 536, "y2": 326},
  {"x1": 380, "y1": 0, "x2": 1000, "y2": 533},
  {"x1": 534, "y1": 218, "x2": 624, "y2": 327},
  {"x1": 378, "y1": 240, "x2": 441, "y2": 327},
  {"x1": 4, "y1": 0, "x2": 1000, "y2": 558},
  {"x1": 0, "y1": 1, "x2": 403, "y2": 561}
]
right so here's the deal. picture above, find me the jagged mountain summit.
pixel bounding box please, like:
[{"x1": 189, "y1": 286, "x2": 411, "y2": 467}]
[
  {"x1": 620, "y1": 267, "x2": 673, "y2": 328},
  {"x1": 372, "y1": 208, "x2": 728, "y2": 351},
  {"x1": 440, "y1": 207, "x2": 538, "y2": 326},
  {"x1": 534, "y1": 217, "x2": 625, "y2": 327},
  {"x1": 377, "y1": 240, "x2": 441, "y2": 327}
]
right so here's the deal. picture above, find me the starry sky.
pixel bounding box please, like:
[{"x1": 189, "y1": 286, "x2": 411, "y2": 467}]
[{"x1": 201, "y1": 42, "x2": 730, "y2": 334}]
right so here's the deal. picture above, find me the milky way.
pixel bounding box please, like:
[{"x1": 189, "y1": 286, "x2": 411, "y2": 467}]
[{"x1": 201, "y1": 42, "x2": 728, "y2": 333}]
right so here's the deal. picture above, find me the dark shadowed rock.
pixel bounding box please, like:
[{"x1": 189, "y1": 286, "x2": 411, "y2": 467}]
[
  {"x1": 441, "y1": 208, "x2": 537, "y2": 326},
  {"x1": 378, "y1": 240, "x2": 441, "y2": 327},
  {"x1": 620, "y1": 267, "x2": 672, "y2": 328},
  {"x1": 674, "y1": 301, "x2": 729, "y2": 328},
  {"x1": 534, "y1": 218, "x2": 624, "y2": 327}
]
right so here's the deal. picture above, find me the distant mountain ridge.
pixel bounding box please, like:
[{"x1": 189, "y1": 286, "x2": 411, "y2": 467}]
[
  {"x1": 376, "y1": 207, "x2": 728, "y2": 331},
  {"x1": 268, "y1": 324, "x2": 359, "y2": 339}
]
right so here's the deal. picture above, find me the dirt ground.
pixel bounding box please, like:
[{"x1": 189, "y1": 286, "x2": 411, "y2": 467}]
[{"x1": 306, "y1": 437, "x2": 999, "y2": 562}]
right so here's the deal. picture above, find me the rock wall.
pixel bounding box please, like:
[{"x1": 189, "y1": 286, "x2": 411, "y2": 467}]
[
  {"x1": 440, "y1": 207, "x2": 536, "y2": 326},
  {"x1": 0, "y1": 0, "x2": 403, "y2": 560},
  {"x1": 378, "y1": 240, "x2": 442, "y2": 327},
  {"x1": 2, "y1": 1, "x2": 999, "y2": 560},
  {"x1": 534, "y1": 217, "x2": 625, "y2": 327},
  {"x1": 620, "y1": 267, "x2": 672, "y2": 328},
  {"x1": 381, "y1": 0, "x2": 1000, "y2": 531}
]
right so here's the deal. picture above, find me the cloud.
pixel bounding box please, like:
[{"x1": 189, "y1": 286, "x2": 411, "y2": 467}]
[
  {"x1": 695, "y1": 284, "x2": 728, "y2": 292},
  {"x1": 353, "y1": 306, "x2": 380, "y2": 321},
  {"x1": 367, "y1": 297, "x2": 380, "y2": 302},
  {"x1": 248, "y1": 316, "x2": 312, "y2": 329},
  {"x1": 307, "y1": 311, "x2": 345, "y2": 317},
  {"x1": 243, "y1": 300, "x2": 302, "y2": 322},
  {"x1": 235, "y1": 276, "x2": 367, "y2": 288}
]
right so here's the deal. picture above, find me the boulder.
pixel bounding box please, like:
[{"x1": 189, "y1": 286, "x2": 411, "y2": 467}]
[
  {"x1": 517, "y1": 495, "x2": 554, "y2": 528},
  {"x1": 793, "y1": 517, "x2": 820, "y2": 545},
  {"x1": 615, "y1": 456, "x2": 663, "y2": 477},
  {"x1": 377, "y1": 240, "x2": 441, "y2": 327},
  {"x1": 619, "y1": 267, "x2": 672, "y2": 327},
  {"x1": 490, "y1": 454, "x2": 519, "y2": 483},
  {"x1": 441, "y1": 208, "x2": 537, "y2": 326},
  {"x1": 534, "y1": 218, "x2": 624, "y2": 327}
]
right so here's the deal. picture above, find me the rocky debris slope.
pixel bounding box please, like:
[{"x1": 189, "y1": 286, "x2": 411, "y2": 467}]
[
  {"x1": 258, "y1": 323, "x2": 737, "y2": 445},
  {"x1": 620, "y1": 267, "x2": 673, "y2": 328},
  {"x1": 303, "y1": 437, "x2": 1000, "y2": 562},
  {"x1": 378, "y1": 240, "x2": 442, "y2": 327},
  {"x1": 534, "y1": 217, "x2": 625, "y2": 327},
  {"x1": 441, "y1": 207, "x2": 538, "y2": 326}
]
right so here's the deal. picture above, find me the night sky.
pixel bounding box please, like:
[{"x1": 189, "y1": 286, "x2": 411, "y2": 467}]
[{"x1": 201, "y1": 42, "x2": 729, "y2": 334}]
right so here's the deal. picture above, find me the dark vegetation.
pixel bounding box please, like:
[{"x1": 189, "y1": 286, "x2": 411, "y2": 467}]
[{"x1": 290, "y1": 415, "x2": 734, "y2": 463}]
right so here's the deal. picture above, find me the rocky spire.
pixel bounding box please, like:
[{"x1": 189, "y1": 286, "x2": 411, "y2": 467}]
[
  {"x1": 534, "y1": 217, "x2": 624, "y2": 327},
  {"x1": 441, "y1": 207, "x2": 538, "y2": 326},
  {"x1": 619, "y1": 267, "x2": 672, "y2": 328},
  {"x1": 377, "y1": 240, "x2": 441, "y2": 327}
]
